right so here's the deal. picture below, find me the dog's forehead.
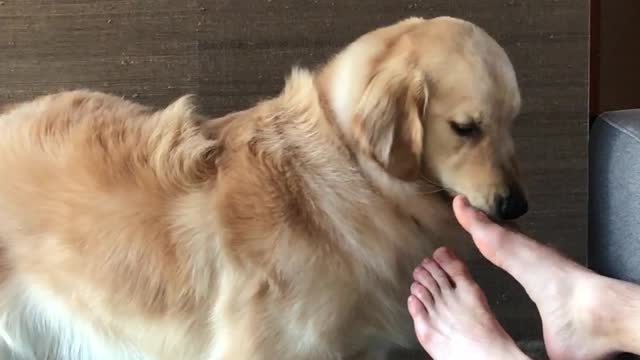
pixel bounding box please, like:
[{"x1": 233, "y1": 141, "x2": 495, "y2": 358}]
[
  {"x1": 413, "y1": 20, "x2": 515, "y2": 75},
  {"x1": 425, "y1": 61, "x2": 520, "y2": 126},
  {"x1": 412, "y1": 28, "x2": 520, "y2": 122}
]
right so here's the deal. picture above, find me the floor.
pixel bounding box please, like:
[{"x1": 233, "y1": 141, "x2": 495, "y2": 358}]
[{"x1": 0, "y1": 1, "x2": 588, "y2": 358}]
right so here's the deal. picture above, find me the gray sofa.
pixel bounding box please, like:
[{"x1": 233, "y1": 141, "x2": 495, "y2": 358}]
[
  {"x1": 590, "y1": 110, "x2": 640, "y2": 360},
  {"x1": 590, "y1": 110, "x2": 640, "y2": 281}
]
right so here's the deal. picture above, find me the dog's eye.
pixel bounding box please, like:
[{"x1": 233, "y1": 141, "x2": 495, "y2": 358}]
[{"x1": 450, "y1": 122, "x2": 479, "y2": 137}]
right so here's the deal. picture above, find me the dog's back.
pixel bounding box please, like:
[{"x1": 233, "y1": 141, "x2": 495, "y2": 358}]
[{"x1": 0, "y1": 91, "x2": 219, "y2": 359}]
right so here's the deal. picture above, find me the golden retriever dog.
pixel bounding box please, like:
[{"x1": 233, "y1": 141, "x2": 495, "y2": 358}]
[{"x1": 0, "y1": 16, "x2": 526, "y2": 360}]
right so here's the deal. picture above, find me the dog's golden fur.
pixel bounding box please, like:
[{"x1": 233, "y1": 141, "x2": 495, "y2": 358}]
[{"x1": 0, "y1": 17, "x2": 523, "y2": 359}]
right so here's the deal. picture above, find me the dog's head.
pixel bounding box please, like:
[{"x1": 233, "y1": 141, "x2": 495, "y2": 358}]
[{"x1": 321, "y1": 17, "x2": 526, "y2": 220}]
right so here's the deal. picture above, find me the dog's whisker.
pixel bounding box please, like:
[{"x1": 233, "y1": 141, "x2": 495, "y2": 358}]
[
  {"x1": 419, "y1": 176, "x2": 448, "y2": 191},
  {"x1": 417, "y1": 175, "x2": 459, "y2": 196},
  {"x1": 420, "y1": 188, "x2": 445, "y2": 195}
]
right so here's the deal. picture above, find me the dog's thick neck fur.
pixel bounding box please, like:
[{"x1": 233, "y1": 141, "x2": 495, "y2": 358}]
[
  {"x1": 207, "y1": 66, "x2": 456, "y2": 288},
  {"x1": 194, "y1": 68, "x2": 456, "y2": 355}
]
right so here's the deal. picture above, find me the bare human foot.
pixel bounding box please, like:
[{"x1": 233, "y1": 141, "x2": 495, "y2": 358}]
[
  {"x1": 407, "y1": 247, "x2": 531, "y2": 360},
  {"x1": 453, "y1": 195, "x2": 640, "y2": 359}
]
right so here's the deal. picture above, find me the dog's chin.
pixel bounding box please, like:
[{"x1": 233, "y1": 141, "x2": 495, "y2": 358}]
[
  {"x1": 435, "y1": 189, "x2": 521, "y2": 229},
  {"x1": 446, "y1": 192, "x2": 498, "y2": 220},
  {"x1": 483, "y1": 211, "x2": 523, "y2": 232}
]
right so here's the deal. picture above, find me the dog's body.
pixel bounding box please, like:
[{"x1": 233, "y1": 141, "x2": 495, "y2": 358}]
[{"x1": 0, "y1": 17, "x2": 524, "y2": 360}]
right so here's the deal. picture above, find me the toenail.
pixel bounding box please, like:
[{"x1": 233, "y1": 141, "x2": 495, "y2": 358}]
[
  {"x1": 415, "y1": 268, "x2": 435, "y2": 283},
  {"x1": 410, "y1": 282, "x2": 423, "y2": 295},
  {"x1": 414, "y1": 286, "x2": 431, "y2": 301},
  {"x1": 435, "y1": 248, "x2": 453, "y2": 262}
]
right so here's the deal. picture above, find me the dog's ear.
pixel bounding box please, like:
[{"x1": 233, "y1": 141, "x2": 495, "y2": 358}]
[{"x1": 352, "y1": 64, "x2": 427, "y2": 181}]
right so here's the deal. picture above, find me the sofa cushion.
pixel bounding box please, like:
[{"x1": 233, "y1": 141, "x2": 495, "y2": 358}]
[{"x1": 589, "y1": 110, "x2": 640, "y2": 283}]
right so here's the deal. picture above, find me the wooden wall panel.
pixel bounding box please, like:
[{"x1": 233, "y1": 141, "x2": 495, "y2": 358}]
[{"x1": 591, "y1": 0, "x2": 640, "y2": 116}]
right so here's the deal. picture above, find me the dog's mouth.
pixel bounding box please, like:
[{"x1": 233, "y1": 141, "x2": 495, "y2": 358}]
[
  {"x1": 416, "y1": 177, "x2": 524, "y2": 229},
  {"x1": 437, "y1": 189, "x2": 455, "y2": 202}
]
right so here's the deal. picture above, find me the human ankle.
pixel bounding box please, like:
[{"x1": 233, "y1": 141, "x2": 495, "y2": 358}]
[{"x1": 599, "y1": 277, "x2": 640, "y2": 354}]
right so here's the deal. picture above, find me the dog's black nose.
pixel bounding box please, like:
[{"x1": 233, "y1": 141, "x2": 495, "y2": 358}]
[{"x1": 495, "y1": 188, "x2": 528, "y2": 220}]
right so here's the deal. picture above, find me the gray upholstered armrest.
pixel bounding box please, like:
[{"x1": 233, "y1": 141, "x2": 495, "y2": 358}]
[{"x1": 589, "y1": 110, "x2": 640, "y2": 283}]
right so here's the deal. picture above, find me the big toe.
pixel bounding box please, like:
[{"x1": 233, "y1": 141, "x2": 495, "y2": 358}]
[
  {"x1": 452, "y1": 196, "x2": 527, "y2": 270},
  {"x1": 452, "y1": 196, "x2": 586, "y2": 306}
]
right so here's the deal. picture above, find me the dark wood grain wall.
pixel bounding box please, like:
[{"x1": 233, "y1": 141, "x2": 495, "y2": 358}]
[
  {"x1": 0, "y1": 0, "x2": 588, "y2": 357},
  {"x1": 590, "y1": 0, "x2": 640, "y2": 116}
]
